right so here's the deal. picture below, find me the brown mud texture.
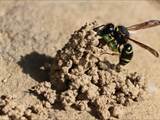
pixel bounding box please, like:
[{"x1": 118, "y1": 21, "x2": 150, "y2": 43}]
[
  {"x1": 50, "y1": 23, "x2": 147, "y2": 120},
  {"x1": 0, "y1": 22, "x2": 147, "y2": 120}
]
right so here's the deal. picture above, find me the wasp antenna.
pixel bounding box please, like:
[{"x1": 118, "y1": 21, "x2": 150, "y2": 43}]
[{"x1": 93, "y1": 25, "x2": 105, "y2": 31}]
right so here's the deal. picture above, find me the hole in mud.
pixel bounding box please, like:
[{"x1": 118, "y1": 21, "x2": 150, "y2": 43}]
[
  {"x1": 17, "y1": 51, "x2": 54, "y2": 82},
  {"x1": 108, "y1": 106, "x2": 114, "y2": 115},
  {"x1": 52, "y1": 96, "x2": 65, "y2": 110},
  {"x1": 96, "y1": 38, "x2": 106, "y2": 48},
  {"x1": 84, "y1": 67, "x2": 92, "y2": 75},
  {"x1": 28, "y1": 88, "x2": 47, "y2": 102},
  {"x1": 79, "y1": 51, "x2": 89, "y2": 66},
  {"x1": 71, "y1": 104, "x2": 80, "y2": 111},
  {"x1": 76, "y1": 86, "x2": 88, "y2": 101},
  {"x1": 68, "y1": 63, "x2": 78, "y2": 73},
  {"x1": 64, "y1": 75, "x2": 72, "y2": 91},
  {"x1": 87, "y1": 101, "x2": 101, "y2": 120}
]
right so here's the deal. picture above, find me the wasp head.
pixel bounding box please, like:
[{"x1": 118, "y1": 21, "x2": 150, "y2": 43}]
[{"x1": 99, "y1": 23, "x2": 115, "y2": 36}]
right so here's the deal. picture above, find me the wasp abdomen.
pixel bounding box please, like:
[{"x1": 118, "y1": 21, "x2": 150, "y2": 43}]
[{"x1": 119, "y1": 43, "x2": 133, "y2": 65}]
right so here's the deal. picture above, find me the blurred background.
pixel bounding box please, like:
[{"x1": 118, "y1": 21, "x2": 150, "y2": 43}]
[{"x1": 0, "y1": 1, "x2": 160, "y2": 119}]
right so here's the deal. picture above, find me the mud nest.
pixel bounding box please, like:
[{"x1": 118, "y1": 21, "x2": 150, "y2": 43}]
[{"x1": 50, "y1": 22, "x2": 147, "y2": 119}]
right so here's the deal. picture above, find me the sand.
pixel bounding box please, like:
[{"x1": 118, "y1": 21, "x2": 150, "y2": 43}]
[{"x1": 0, "y1": 1, "x2": 160, "y2": 120}]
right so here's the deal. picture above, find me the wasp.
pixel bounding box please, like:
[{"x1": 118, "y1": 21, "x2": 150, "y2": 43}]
[{"x1": 93, "y1": 20, "x2": 160, "y2": 67}]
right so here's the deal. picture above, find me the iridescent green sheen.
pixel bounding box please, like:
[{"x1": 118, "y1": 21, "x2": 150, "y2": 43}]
[{"x1": 102, "y1": 34, "x2": 118, "y2": 52}]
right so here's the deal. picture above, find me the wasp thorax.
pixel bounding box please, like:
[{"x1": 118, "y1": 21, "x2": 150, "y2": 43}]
[{"x1": 114, "y1": 25, "x2": 130, "y2": 45}]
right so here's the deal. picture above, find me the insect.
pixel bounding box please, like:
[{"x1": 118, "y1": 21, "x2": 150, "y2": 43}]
[{"x1": 93, "y1": 20, "x2": 160, "y2": 68}]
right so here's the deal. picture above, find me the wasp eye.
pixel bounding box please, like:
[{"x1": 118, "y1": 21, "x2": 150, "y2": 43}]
[
  {"x1": 107, "y1": 23, "x2": 114, "y2": 31},
  {"x1": 102, "y1": 23, "x2": 114, "y2": 34},
  {"x1": 109, "y1": 27, "x2": 114, "y2": 33}
]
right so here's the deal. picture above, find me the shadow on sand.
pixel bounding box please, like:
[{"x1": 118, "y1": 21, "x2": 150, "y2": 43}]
[{"x1": 17, "y1": 51, "x2": 54, "y2": 82}]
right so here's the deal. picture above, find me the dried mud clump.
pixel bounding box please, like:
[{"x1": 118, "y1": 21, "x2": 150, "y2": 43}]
[
  {"x1": 50, "y1": 23, "x2": 147, "y2": 119},
  {"x1": 0, "y1": 94, "x2": 52, "y2": 120},
  {"x1": 30, "y1": 81, "x2": 56, "y2": 106},
  {"x1": 0, "y1": 95, "x2": 24, "y2": 120}
]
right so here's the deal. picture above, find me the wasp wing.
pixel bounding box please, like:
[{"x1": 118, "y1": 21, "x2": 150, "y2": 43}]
[
  {"x1": 128, "y1": 37, "x2": 159, "y2": 57},
  {"x1": 127, "y1": 20, "x2": 160, "y2": 31}
]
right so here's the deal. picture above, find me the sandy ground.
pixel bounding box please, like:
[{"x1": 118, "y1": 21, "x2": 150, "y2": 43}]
[{"x1": 0, "y1": 1, "x2": 160, "y2": 120}]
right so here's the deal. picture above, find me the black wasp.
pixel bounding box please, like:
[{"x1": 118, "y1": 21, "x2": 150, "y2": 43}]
[{"x1": 93, "y1": 20, "x2": 160, "y2": 67}]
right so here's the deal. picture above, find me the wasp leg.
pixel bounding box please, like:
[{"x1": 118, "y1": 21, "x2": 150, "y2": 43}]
[
  {"x1": 100, "y1": 51, "x2": 119, "y2": 56},
  {"x1": 113, "y1": 63, "x2": 122, "y2": 72}
]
